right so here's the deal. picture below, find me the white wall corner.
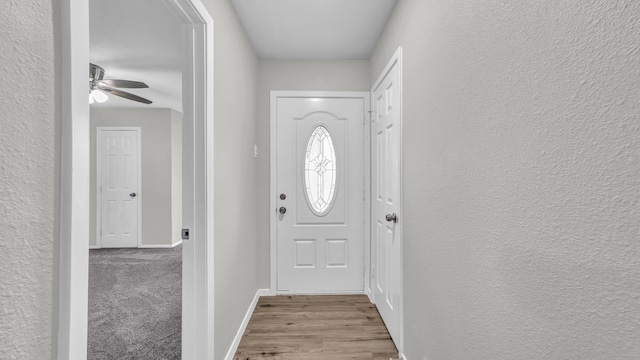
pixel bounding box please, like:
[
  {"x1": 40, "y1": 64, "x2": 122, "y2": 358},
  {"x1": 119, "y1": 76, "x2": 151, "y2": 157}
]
[{"x1": 224, "y1": 289, "x2": 271, "y2": 360}]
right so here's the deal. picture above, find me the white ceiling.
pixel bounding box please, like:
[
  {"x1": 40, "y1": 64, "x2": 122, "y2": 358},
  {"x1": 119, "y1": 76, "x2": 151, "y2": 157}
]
[
  {"x1": 89, "y1": 0, "x2": 397, "y2": 110},
  {"x1": 89, "y1": 0, "x2": 183, "y2": 111},
  {"x1": 231, "y1": 0, "x2": 397, "y2": 59}
]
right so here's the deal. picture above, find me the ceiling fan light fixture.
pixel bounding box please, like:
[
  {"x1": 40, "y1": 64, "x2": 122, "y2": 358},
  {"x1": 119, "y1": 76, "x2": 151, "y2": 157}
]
[
  {"x1": 90, "y1": 89, "x2": 109, "y2": 103},
  {"x1": 88, "y1": 63, "x2": 152, "y2": 104}
]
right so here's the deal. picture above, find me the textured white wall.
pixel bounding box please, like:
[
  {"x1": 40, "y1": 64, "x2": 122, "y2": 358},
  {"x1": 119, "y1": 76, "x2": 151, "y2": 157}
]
[
  {"x1": 199, "y1": 1, "x2": 260, "y2": 359},
  {"x1": 370, "y1": 1, "x2": 640, "y2": 359},
  {"x1": 90, "y1": 108, "x2": 182, "y2": 248},
  {"x1": 256, "y1": 60, "x2": 370, "y2": 287},
  {"x1": 0, "y1": 0, "x2": 56, "y2": 359}
]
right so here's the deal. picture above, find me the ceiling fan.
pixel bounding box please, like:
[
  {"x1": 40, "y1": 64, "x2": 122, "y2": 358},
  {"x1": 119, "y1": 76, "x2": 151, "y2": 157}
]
[{"x1": 89, "y1": 63, "x2": 152, "y2": 104}]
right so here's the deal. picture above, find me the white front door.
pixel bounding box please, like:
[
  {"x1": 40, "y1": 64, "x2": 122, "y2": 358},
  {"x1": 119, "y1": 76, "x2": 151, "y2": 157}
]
[
  {"x1": 273, "y1": 92, "x2": 367, "y2": 293},
  {"x1": 372, "y1": 49, "x2": 403, "y2": 347},
  {"x1": 98, "y1": 128, "x2": 140, "y2": 248}
]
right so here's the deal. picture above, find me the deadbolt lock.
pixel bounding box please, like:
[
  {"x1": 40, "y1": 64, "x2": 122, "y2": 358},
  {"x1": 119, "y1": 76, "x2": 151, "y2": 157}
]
[{"x1": 385, "y1": 213, "x2": 398, "y2": 223}]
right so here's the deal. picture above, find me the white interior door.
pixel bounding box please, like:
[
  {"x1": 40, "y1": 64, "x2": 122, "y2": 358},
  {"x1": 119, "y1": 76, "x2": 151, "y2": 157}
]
[
  {"x1": 98, "y1": 128, "x2": 140, "y2": 248},
  {"x1": 372, "y1": 50, "x2": 403, "y2": 347},
  {"x1": 274, "y1": 93, "x2": 367, "y2": 293}
]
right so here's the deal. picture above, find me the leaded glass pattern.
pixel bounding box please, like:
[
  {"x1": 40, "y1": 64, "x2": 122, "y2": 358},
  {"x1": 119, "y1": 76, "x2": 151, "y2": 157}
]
[{"x1": 304, "y1": 125, "x2": 337, "y2": 215}]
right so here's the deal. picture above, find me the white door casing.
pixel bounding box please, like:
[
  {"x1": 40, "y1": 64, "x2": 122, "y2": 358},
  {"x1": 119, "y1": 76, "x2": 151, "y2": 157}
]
[
  {"x1": 371, "y1": 47, "x2": 403, "y2": 351},
  {"x1": 97, "y1": 128, "x2": 141, "y2": 248},
  {"x1": 167, "y1": 1, "x2": 216, "y2": 358},
  {"x1": 271, "y1": 92, "x2": 369, "y2": 294}
]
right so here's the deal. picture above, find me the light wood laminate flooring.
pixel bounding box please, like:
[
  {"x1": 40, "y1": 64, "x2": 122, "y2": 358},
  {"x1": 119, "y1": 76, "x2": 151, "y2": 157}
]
[{"x1": 233, "y1": 295, "x2": 398, "y2": 360}]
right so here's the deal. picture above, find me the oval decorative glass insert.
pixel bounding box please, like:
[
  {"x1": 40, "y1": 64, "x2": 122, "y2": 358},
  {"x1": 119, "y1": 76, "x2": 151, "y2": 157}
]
[{"x1": 304, "y1": 125, "x2": 337, "y2": 215}]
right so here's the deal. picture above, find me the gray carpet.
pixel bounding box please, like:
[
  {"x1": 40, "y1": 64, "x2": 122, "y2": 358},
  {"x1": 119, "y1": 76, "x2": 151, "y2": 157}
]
[{"x1": 88, "y1": 246, "x2": 181, "y2": 360}]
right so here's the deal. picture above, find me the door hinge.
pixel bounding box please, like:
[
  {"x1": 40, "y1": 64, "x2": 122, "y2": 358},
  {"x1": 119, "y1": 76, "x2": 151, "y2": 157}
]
[{"x1": 181, "y1": 228, "x2": 190, "y2": 240}]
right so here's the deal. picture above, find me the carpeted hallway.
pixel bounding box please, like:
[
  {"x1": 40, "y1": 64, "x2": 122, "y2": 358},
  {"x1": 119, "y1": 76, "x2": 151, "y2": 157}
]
[{"x1": 88, "y1": 246, "x2": 182, "y2": 360}]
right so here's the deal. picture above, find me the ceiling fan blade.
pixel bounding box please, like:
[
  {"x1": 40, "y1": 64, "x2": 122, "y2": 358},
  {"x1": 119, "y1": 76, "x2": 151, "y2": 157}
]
[
  {"x1": 98, "y1": 86, "x2": 153, "y2": 104},
  {"x1": 98, "y1": 79, "x2": 149, "y2": 88},
  {"x1": 90, "y1": 63, "x2": 105, "y2": 81}
]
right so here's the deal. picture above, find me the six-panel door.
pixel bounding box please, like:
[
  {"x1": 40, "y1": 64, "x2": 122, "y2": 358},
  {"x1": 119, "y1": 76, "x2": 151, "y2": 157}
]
[
  {"x1": 372, "y1": 59, "x2": 402, "y2": 346},
  {"x1": 99, "y1": 129, "x2": 140, "y2": 248}
]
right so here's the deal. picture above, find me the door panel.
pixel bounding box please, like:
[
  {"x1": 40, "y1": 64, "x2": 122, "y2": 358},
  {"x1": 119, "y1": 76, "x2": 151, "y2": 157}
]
[
  {"x1": 275, "y1": 95, "x2": 365, "y2": 293},
  {"x1": 99, "y1": 129, "x2": 139, "y2": 248},
  {"x1": 372, "y1": 56, "x2": 402, "y2": 346}
]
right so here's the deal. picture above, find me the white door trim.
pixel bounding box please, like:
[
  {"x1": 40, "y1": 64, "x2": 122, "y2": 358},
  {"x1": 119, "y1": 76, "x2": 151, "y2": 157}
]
[
  {"x1": 364, "y1": 96, "x2": 372, "y2": 299},
  {"x1": 269, "y1": 91, "x2": 370, "y2": 295},
  {"x1": 58, "y1": 0, "x2": 215, "y2": 358},
  {"x1": 95, "y1": 127, "x2": 142, "y2": 249},
  {"x1": 162, "y1": 1, "x2": 215, "y2": 358},
  {"x1": 370, "y1": 46, "x2": 404, "y2": 356}
]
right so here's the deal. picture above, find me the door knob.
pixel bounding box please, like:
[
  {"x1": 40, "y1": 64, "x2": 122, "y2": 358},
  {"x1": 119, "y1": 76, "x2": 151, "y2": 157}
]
[
  {"x1": 279, "y1": 206, "x2": 287, "y2": 214},
  {"x1": 130, "y1": 192, "x2": 137, "y2": 198},
  {"x1": 385, "y1": 213, "x2": 397, "y2": 223}
]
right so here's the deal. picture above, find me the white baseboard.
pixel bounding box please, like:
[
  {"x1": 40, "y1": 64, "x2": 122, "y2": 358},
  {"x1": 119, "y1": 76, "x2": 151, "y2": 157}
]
[
  {"x1": 399, "y1": 352, "x2": 408, "y2": 360},
  {"x1": 224, "y1": 288, "x2": 270, "y2": 360},
  {"x1": 138, "y1": 241, "x2": 181, "y2": 249},
  {"x1": 274, "y1": 290, "x2": 365, "y2": 296},
  {"x1": 91, "y1": 241, "x2": 182, "y2": 249}
]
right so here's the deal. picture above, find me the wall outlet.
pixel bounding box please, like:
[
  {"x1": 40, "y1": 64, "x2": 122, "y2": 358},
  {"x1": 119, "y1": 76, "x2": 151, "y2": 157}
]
[{"x1": 254, "y1": 144, "x2": 258, "y2": 159}]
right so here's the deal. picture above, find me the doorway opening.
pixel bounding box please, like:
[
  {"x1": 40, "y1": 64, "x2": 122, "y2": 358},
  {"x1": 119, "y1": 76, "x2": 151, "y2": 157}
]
[
  {"x1": 266, "y1": 49, "x2": 404, "y2": 356},
  {"x1": 58, "y1": 0, "x2": 214, "y2": 358}
]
